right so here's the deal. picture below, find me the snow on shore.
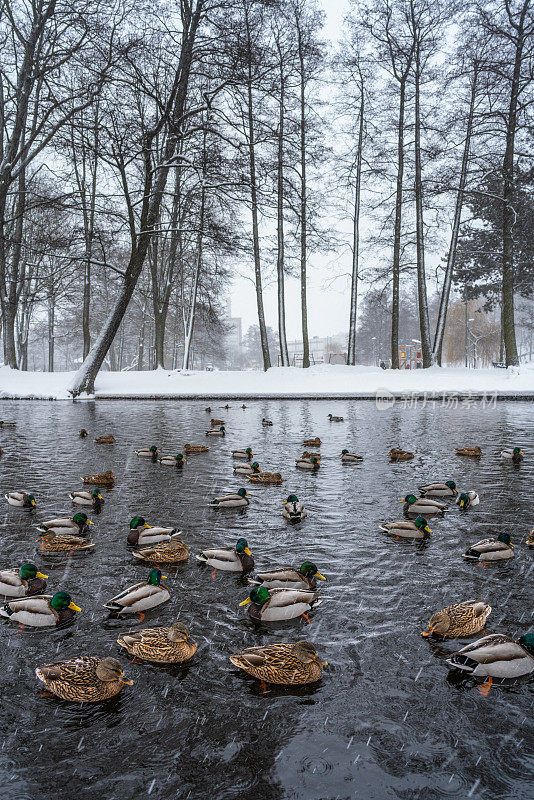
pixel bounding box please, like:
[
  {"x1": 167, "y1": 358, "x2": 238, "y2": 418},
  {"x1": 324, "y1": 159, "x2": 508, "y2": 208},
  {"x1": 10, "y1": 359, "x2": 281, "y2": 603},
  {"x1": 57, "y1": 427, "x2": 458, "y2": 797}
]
[{"x1": 1, "y1": 363, "x2": 533, "y2": 400}]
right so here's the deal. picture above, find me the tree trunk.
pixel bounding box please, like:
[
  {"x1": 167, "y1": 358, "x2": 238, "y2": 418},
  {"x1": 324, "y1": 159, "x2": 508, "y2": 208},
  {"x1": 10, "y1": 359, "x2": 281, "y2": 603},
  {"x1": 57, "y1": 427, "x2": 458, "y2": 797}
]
[
  {"x1": 433, "y1": 64, "x2": 478, "y2": 365},
  {"x1": 298, "y1": 33, "x2": 309, "y2": 369},
  {"x1": 391, "y1": 78, "x2": 407, "y2": 369},
  {"x1": 276, "y1": 64, "x2": 289, "y2": 366},
  {"x1": 347, "y1": 73, "x2": 364, "y2": 366},
  {"x1": 48, "y1": 294, "x2": 55, "y2": 372},
  {"x1": 138, "y1": 301, "x2": 147, "y2": 370},
  {"x1": 413, "y1": 43, "x2": 431, "y2": 368},
  {"x1": 182, "y1": 185, "x2": 204, "y2": 370}
]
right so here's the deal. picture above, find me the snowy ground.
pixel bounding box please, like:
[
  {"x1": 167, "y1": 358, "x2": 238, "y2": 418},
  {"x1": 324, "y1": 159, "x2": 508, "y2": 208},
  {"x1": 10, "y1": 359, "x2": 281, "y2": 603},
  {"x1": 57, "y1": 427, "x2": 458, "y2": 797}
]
[{"x1": 1, "y1": 363, "x2": 533, "y2": 400}]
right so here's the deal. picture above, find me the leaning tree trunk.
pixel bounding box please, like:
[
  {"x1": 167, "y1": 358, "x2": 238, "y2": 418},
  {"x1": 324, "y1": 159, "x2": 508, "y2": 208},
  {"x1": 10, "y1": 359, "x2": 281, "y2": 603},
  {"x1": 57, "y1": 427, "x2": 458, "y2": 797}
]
[
  {"x1": 433, "y1": 65, "x2": 478, "y2": 365},
  {"x1": 182, "y1": 183, "x2": 205, "y2": 370},
  {"x1": 298, "y1": 38, "x2": 309, "y2": 369},
  {"x1": 413, "y1": 46, "x2": 431, "y2": 368},
  {"x1": 276, "y1": 66, "x2": 289, "y2": 366},
  {"x1": 347, "y1": 73, "x2": 364, "y2": 366},
  {"x1": 391, "y1": 77, "x2": 407, "y2": 369},
  {"x1": 48, "y1": 294, "x2": 55, "y2": 372}
]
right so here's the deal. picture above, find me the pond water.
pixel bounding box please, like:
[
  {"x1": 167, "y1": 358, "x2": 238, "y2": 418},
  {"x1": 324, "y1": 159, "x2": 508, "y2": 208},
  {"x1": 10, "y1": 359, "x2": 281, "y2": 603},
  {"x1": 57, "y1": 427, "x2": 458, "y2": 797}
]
[{"x1": 0, "y1": 399, "x2": 532, "y2": 800}]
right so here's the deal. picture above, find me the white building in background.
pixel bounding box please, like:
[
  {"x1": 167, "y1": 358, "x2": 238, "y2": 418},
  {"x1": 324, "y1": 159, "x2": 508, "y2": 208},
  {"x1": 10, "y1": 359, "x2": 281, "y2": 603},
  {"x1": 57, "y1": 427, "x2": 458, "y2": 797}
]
[{"x1": 286, "y1": 335, "x2": 346, "y2": 365}]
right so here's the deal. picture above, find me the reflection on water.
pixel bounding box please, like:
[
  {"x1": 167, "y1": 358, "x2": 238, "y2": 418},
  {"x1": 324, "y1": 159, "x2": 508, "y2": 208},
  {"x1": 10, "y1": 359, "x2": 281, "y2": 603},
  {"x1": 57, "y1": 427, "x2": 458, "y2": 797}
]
[{"x1": 0, "y1": 399, "x2": 532, "y2": 800}]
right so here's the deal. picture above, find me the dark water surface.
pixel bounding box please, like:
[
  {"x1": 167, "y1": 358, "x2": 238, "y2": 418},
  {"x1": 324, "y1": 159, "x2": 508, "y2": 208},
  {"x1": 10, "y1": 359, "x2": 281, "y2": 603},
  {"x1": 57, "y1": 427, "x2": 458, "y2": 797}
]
[{"x1": 0, "y1": 399, "x2": 532, "y2": 800}]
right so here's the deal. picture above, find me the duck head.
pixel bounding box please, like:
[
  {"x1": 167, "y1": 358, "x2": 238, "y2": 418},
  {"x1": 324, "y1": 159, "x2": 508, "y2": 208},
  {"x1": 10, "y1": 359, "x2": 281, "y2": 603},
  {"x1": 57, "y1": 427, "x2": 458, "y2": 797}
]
[
  {"x1": 299, "y1": 561, "x2": 326, "y2": 580},
  {"x1": 96, "y1": 657, "x2": 133, "y2": 685},
  {"x1": 24, "y1": 494, "x2": 36, "y2": 508},
  {"x1": 497, "y1": 532, "x2": 513, "y2": 546},
  {"x1": 130, "y1": 516, "x2": 150, "y2": 530},
  {"x1": 235, "y1": 538, "x2": 252, "y2": 556},
  {"x1": 237, "y1": 488, "x2": 248, "y2": 498},
  {"x1": 414, "y1": 517, "x2": 432, "y2": 533},
  {"x1": 445, "y1": 480, "x2": 458, "y2": 494},
  {"x1": 147, "y1": 568, "x2": 166, "y2": 586},
  {"x1": 50, "y1": 591, "x2": 81, "y2": 612},
  {"x1": 284, "y1": 494, "x2": 299, "y2": 505},
  {"x1": 73, "y1": 512, "x2": 93, "y2": 529},
  {"x1": 19, "y1": 563, "x2": 47, "y2": 581},
  {"x1": 239, "y1": 586, "x2": 269, "y2": 607}
]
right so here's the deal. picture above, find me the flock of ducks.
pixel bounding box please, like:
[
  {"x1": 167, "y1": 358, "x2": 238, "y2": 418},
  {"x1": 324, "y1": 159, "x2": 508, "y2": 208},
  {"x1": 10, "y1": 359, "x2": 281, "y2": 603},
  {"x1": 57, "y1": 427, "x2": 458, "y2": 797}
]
[{"x1": 0, "y1": 413, "x2": 532, "y2": 701}]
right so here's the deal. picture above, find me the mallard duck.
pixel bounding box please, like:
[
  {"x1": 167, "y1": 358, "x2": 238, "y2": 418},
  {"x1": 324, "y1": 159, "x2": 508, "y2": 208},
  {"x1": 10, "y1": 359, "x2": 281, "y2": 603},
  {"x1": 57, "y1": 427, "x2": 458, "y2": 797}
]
[
  {"x1": 282, "y1": 494, "x2": 307, "y2": 523},
  {"x1": 183, "y1": 443, "x2": 210, "y2": 454},
  {"x1": 389, "y1": 449, "x2": 414, "y2": 461},
  {"x1": 70, "y1": 488, "x2": 103, "y2": 510},
  {"x1": 38, "y1": 531, "x2": 95, "y2": 553},
  {"x1": 249, "y1": 561, "x2": 326, "y2": 590},
  {"x1": 301, "y1": 451, "x2": 321, "y2": 460},
  {"x1": 210, "y1": 418, "x2": 225, "y2": 426},
  {"x1": 205, "y1": 406, "x2": 211, "y2": 412},
  {"x1": 232, "y1": 447, "x2": 253, "y2": 460},
  {"x1": 132, "y1": 534, "x2": 190, "y2": 565},
  {"x1": 340, "y1": 449, "x2": 363, "y2": 462},
  {"x1": 36, "y1": 656, "x2": 132, "y2": 701},
  {"x1": 303, "y1": 437, "x2": 321, "y2": 447},
  {"x1": 79, "y1": 428, "x2": 88, "y2": 438},
  {"x1": 445, "y1": 633, "x2": 534, "y2": 690},
  {"x1": 262, "y1": 418, "x2": 273, "y2": 426},
  {"x1": 117, "y1": 622, "x2": 197, "y2": 663},
  {"x1": 296, "y1": 456, "x2": 320, "y2": 471},
  {"x1": 234, "y1": 461, "x2": 260, "y2": 476},
  {"x1": 501, "y1": 447, "x2": 523, "y2": 463},
  {"x1": 230, "y1": 641, "x2": 326, "y2": 685},
  {"x1": 248, "y1": 472, "x2": 283, "y2": 484},
  {"x1": 421, "y1": 599, "x2": 491, "y2": 638},
  {"x1": 5, "y1": 491, "x2": 36, "y2": 508},
  {"x1": 0, "y1": 563, "x2": 48, "y2": 597},
  {"x1": 104, "y1": 569, "x2": 170, "y2": 618},
  {"x1": 222, "y1": 404, "x2": 231, "y2": 410},
  {"x1": 95, "y1": 434, "x2": 115, "y2": 444},
  {"x1": 0, "y1": 591, "x2": 81, "y2": 627},
  {"x1": 126, "y1": 517, "x2": 176, "y2": 547},
  {"x1": 241, "y1": 404, "x2": 247, "y2": 409},
  {"x1": 196, "y1": 537, "x2": 253, "y2": 572},
  {"x1": 463, "y1": 533, "x2": 514, "y2": 562},
  {"x1": 0, "y1": 447, "x2": 3, "y2": 456},
  {"x1": 239, "y1": 586, "x2": 323, "y2": 622},
  {"x1": 135, "y1": 445, "x2": 159, "y2": 460},
  {"x1": 456, "y1": 446, "x2": 482, "y2": 457},
  {"x1": 402, "y1": 494, "x2": 448, "y2": 516},
  {"x1": 0, "y1": 421, "x2": 16, "y2": 427},
  {"x1": 379, "y1": 516, "x2": 431, "y2": 539},
  {"x1": 419, "y1": 481, "x2": 458, "y2": 497},
  {"x1": 456, "y1": 491, "x2": 479, "y2": 510},
  {"x1": 82, "y1": 470, "x2": 115, "y2": 486},
  {"x1": 206, "y1": 426, "x2": 225, "y2": 437},
  {"x1": 159, "y1": 453, "x2": 186, "y2": 467},
  {"x1": 36, "y1": 512, "x2": 94, "y2": 537},
  {"x1": 527, "y1": 529, "x2": 534, "y2": 548},
  {"x1": 208, "y1": 488, "x2": 249, "y2": 508}
]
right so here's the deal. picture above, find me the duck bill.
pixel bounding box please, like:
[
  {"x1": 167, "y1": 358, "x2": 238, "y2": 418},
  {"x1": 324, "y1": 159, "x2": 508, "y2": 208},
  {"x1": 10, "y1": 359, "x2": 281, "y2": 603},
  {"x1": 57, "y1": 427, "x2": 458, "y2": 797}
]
[
  {"x1": 119, "y1": 676, "x2": 134, "y2": 685},
  {"x1": 161, "y1": 575, "x2": 168, "y2": 579},
  {"x1": 68, "y1": 602, "x2": 82, "y2": 612},
  {"x1": 319, "y1": 660, "x2": 328, "y2": 666},
  {"x1": 239, "y1": 597, "x2": 252, "y2": 607},
  {"x1": 87, "y1": 520, "x2": 94, "y2": 525},
  {"x1": 421, "y1": 629, "x2": 432, "y2": 637},
  {"x1": 244, "y1": 547, "x2": 252, "y2": 556},
  {"x1": 36, "y1": 572, "x2": 48, "y2": 579},
  {"x1": 424, "y1": 527, "x2": 432, "y2": 533},
  {"x1": 315, "y1": 572, "x2": 326, "y2": 581},
  {"x1": 143, "y1": 523, "x2": 152, "y2": 528}
]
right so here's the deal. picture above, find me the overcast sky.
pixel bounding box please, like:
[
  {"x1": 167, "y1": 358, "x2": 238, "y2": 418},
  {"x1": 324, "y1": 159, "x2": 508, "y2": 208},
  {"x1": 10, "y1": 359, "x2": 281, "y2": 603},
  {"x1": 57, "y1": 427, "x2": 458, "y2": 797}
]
[{"x1": 230, "y1": 0, "x2": 352, "y2": 341}]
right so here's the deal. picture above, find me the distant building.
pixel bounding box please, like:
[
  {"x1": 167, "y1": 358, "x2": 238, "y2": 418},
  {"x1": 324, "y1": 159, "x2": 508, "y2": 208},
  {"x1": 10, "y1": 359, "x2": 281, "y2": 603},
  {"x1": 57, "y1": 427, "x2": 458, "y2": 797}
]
[
  {"x1": 286, "y1": 335, "x2": 346, "y2": 365},
  {"x1": 225, "y1": 300, "x2": 242, "y2": 365}
]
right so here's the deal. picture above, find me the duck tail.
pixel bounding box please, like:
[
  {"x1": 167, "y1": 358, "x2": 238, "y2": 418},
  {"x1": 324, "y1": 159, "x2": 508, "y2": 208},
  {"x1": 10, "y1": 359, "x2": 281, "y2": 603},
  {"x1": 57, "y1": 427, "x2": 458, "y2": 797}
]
[
  {"x1": 446, "y1": 653, "x2": 478, "y2": 672},
  {"x1": 195, "y1": 553, "x2": 208, "y2": 563},
  {"x1": 0, "y1": 604, "x2": 13, "y2": 617},
  {"x1": 35, "y1": 524, "x2": 48, "y2": 533}
]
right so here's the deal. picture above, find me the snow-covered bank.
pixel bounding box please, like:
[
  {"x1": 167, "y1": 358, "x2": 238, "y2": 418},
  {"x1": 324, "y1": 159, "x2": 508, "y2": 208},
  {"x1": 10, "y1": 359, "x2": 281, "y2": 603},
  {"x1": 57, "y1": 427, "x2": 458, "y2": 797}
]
[{"x1": 1, "y1": 363, "x2": 533, "y2": 400}]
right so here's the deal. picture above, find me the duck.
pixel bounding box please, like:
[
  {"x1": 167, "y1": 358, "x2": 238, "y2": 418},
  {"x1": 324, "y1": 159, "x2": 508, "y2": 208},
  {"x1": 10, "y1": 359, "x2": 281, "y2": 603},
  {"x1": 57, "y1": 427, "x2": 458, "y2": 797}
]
[
  {"x1": 241, "y1": 404, "x2": 247, "y2": 409},
  {"x1": 249, "y1": 561, "x2": 326, "y2": 590},
  {"x1": 159, "y1": 453, "x2": 186, "y2": 467},
  {"x1": 196, "y1": 537, "x2": 253, "y2": 572},
  {"x1": 239, "y1": 586, "x2": 323, "y2": 622},
  {"x1": 70, "y1": 488, "x2": 103, "y2": 510},
  {"x1": 327, "y1": 414, "x2": 343, "y2": 422},
  {"x1": 95, "y1": 434, "x2": 115, "y2": 444},
  {"x1": 262, "y1": 418, "x2": 273, "y2": 426},
  {"x1": 303, "y1": 437, "x2": 321, "y2": 447},
  {"x1": 132, "y1": 534, "x2": 190, "y2": 565},
  {"x1": 230, "y1": 640, "x2": 326, "y2": 685},
  {"x1": 340, "y1": 449, "x2": 363, "y2": 463},
  {"x1": 402, "y1": 494, "x2": 448, "y2": 516},
  {"x1": 82, "y1": 470, "x2": 115, "y2": 486},
  {"x1": 445, "y1": 633, "x2": 534, "y2": 694},
  {"x1": 456, "y1": 446, "x2": 482, "y2": 457},
  {"x1": 462, "y1": 533, "x2": 514, "y2": 562},
  {"x1": 135, "y1": 445, "x2": 159, "y2": 460},
  {"x1": 103, "y1": 569, "x2": 170, "y2": 619},
  {"x1": 208, "y1": 488, "x2": 249, "y2": 508},
  {"x1": 0, "y1": 591, "x2": 81, "y2": 627},
  {"x1": 206, "y1": 426, "x2": 225, "y2": 437},
  {"x1": 389, "y1": 449, "x2": 414, "y2": 461},
  {"x1": 501, "y1": 447, "x2": 523, "y2": 463},
  {"x1": 379, "y1": 516, "x2": 431, "y2": 539},
  {"x1": 456, "y1": 490, "x2": 480, "y2": 509},
  {"x1": 126, "y1": 517, "x2": 176, "y2": 547},
  {"x1": 232, "y1": 447, "x2": 253, "y2": 460},
  {"x1": 421, "y1": 599, "x2": 491, "y2": 638},
  {"x1": 248, "y1": 472, "x2": 283, "y2": 484},
  {"x1": 36, "y1": 512, "x2": 94, "y2": 537},
  {"x1": 205, "y1": 407, "x2": 211, "y2": 412},
  {"x1": 296, "y1": 456, "x2": 320, "y2": 471},
  {"x1": 222, "y1": 404, "x2": 231, "y2": 410},
  {"x1": 5, "y1": 491, "x2": 36, "y2": 508},
  {"x1": 0, "y1": 563, "x2": 48, "y2": 597},
  {"x1": 301, "y1": 451, "x2": 321, "y2": 460},
  {"x1": 38, "y1": 531, "x2": 95, "y2": 553},
  {"x1": 183, "y1": 443, "x2": 210, "y2": 454},
  {"x1": 117, "y1": 622, "x2": 197, "y2": 663},
  {"x1": 234, "y1": 461, "x2": 260, "y2": 476},
  {"x1": 282, "y1": 494, "x2": 307, "y2": 523},
  {"x1": 35, "y1": 656, "x2": 132, "y2": 701},
  {"x1": 210, "y1": 418, "x2": 225, "y2": 426},
  {"x1": 0, "y1": 421, "x2": 16, "y2": 427},
  {"x1": 527, "y1": 529, "x2": 534, "y2": 548},
  {"x1": 418, "y1": 481, "x2": 458, "y2": 497},
  {"x1": 79, "y1": 428, "x2": 88, "y2": 438}
]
